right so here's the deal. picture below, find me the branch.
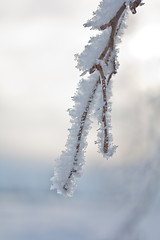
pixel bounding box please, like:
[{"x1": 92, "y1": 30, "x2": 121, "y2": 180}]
[
  {"x1": 51, "y1": 0, "x2": 145, "y2": 196},
  {"x1": 96, "y1": 64, "x2": 109, "y2": 153},
  {"x1": 62, "y1": 4, "x2": 126, "y2": 190},
  {"x1": 63, "y1": 77, "x2": 100, "y2": 191},
  {"x1": 129, "y1": 0, "x2": 143, "y2": 14}
]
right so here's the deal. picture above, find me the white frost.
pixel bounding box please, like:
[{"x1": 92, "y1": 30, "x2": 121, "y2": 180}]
[
  {"x1": 84, "y1": 0, "x2": 126, "y2": 30},
  {"x1": 51, "y1": 0, "x2": 129, "y2": 196}
]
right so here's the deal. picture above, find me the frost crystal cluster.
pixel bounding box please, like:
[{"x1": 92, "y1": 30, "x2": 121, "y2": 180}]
[{"x1": 51, "y1": 0, "x2": 144, "y2": 197}]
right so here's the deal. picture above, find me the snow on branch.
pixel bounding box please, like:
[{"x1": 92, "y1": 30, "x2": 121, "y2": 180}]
[{"x1": 51, "y1": 0, "x2": 144, "y2": 197}]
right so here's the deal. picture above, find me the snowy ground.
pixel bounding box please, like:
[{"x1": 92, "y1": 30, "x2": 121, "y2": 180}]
[{"x1": 0, "y1": 158, "x2": 160, "y2": 240}]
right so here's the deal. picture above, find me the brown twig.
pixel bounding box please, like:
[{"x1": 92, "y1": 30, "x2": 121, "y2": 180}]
[
  {"x1": 63, "y1": 77, "x2": 100, "y2": 191},
  {"x1": 63, "y1": 0, "x2": 143, "y2": 192},
  {"x1": 99, "y1": 3, "x2": 126, "y2": 59},
  {"x1": 96, "y1": 64, "x2": 109, "y2": 153},
  {"x1": 97, "y1": 3, "x2": 126, "y2": 153},
  {"x1": 129, "y1": 0, "x2": 142, "y2": 14}
]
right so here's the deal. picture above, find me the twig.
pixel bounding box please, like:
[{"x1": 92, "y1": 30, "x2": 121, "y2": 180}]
[
  {"x1": 63, "y1": 77, "x2": 100, "y2": 191},
  {"x1": 129, "y1": 0, "x2": 143, "y2": 14},
  {"x1": 63, "y1": 3, "x2": 126, "y2": 190},
  {"x1": 61, "y1": 0, "x2": 143, "y2": 193},
  {"x1": 99, "y1": 3, "x2": 126, "y2": 59}
]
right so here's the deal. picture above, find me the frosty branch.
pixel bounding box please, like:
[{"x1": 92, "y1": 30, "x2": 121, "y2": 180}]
[
  {"x1": 63, "y1": 78, "x2": 100, "y2": 191},
  {"x1": 51, "y1": 0, "x2": 144, "y2": 197}
]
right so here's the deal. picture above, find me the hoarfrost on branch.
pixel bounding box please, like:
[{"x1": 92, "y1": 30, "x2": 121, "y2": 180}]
[{"x1": 51, "y1": 0, "x2": 144, "y2": 197}]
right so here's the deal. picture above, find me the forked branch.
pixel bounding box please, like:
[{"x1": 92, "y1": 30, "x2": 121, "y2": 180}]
[{"x1": 51, "y1": 0, "x2": 144, "y2": 196}]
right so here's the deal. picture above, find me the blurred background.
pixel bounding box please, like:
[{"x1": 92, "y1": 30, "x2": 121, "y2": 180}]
[{"x1": 0, "y1": 0, "x2": 160, "y2": 239}]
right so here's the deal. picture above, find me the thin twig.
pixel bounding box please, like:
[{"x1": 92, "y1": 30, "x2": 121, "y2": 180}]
[
  {"x1": 129, "y1": 0, "x2": 142, "y2": 14},
  {"x1": 62, "y1": 0, "x2": 143, "y2": 192},
  {"x1": 99, "y1": 3, "x2": 126, "y2": 59},
  {"x1": 96, "y1": 3, "x2": 126, "y2": 153},
  {"x1": 63, "y1": 77, "x2": 100, "y2": 191},
  {"x1": 63, "y1": 2, "x2": 126, "y2": 191},
  {"x1": 96, "y1": 64, "x2": 109, "y2": 153}
]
